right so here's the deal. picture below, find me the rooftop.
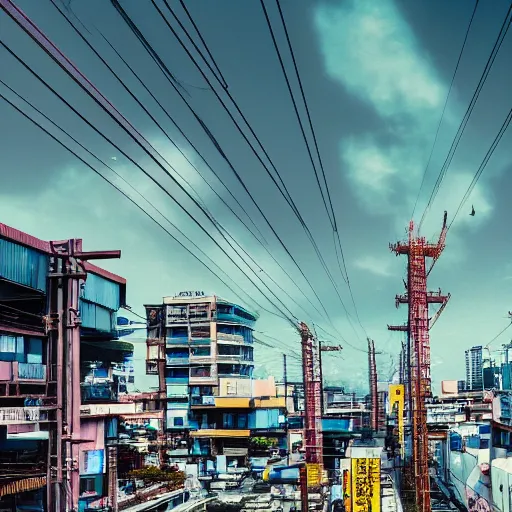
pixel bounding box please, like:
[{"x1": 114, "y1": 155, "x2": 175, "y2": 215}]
[{"x1": 0, "y1": 222, "x2": 126, "y2": 286}]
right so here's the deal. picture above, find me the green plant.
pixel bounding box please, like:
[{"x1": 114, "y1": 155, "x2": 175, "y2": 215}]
[{"x1": 250, "y1": 437, "x2": 278, "y2": 449}]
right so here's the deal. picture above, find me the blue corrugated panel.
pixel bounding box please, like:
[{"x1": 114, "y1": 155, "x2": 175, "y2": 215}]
[
  {"x1": 0, "y1": 239, "x2": 48, "y2": 292},
  {"x1": 79, "y1": 300, "x2": 115, "y2": 332},
  {"x1": 322, "y1": 418, "x2": 350, "y2": 432},
  {"x1": 82, "y1": 272, "x2": 120, "y2": 310}
]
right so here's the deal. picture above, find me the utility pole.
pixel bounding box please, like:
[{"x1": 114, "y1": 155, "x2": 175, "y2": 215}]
[
  {"x1": 319, "y1": 341, "x2": 343, "y2": 416},
  {"x1": 368, "y1": 339, "x2": 378, "y2": 432},
  {"x1": 299, "y1": 322, "x2": 323, "y2": 464},
  {"x1": 47, "y1": 239, "x2": 120, "y2": 512},
  {"x1": 283, "y1": 354, "x2": 289, "y2": 465}
]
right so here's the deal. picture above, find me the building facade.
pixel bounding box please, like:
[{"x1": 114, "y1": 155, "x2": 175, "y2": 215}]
[
  {"x1": 0, "y1": 222, "x2": 130, "y2": 512},
  {"x1": 465, "y1": 346, "x2": 484, "y2": 391},
  {"x1": 145, "y1": 294, "x2": 256, "y2": 430}
]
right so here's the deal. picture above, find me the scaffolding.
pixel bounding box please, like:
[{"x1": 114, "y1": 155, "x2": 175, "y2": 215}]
[
  {"x1": 388, "y1": 213, "x2": 449, "y2": 512},
  {"x1": 368, "y1": 339, "x2": 378, "y2": 432},
  {"x1": 300, "y1": 323, "x2": 323, "y2": 465}
]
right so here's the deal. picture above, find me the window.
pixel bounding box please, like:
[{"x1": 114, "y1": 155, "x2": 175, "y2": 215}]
[
  {"x1": 190, "y1": 366, "x2": 211, "y2": 378},
  {"x1": 223, "y1": 413, "x2": 235, "y2": 428},
  {"x1": 192, "y1": 347, "x2": 210, "y2": 357},
  {"x1": 168, "y1": 327, "x2": 188, "y2": 338},
  {"x1": 237, "y1": 414, "x2": 248, "y2": 428},
  {"x1": 173, "y1": 417, "x2": 184, "y2": 427}
]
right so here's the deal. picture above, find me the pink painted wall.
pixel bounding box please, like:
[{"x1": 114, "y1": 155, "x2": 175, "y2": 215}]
[
  {"x1": 0, "y1": 361, "x2": 12, "y2": 380},
  {"x1": 80, "y1": 419, "x2": 105, "y2": 451}
]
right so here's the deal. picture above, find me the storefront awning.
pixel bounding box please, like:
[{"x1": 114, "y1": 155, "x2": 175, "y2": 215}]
[
  {"x1": 82, "y1": 340, "x2": 133, "y2": 353},
  {"x1": 0, "y1": 476, "x2": 47, "y2": 497},
  {"x1": 190, "y1": 429, "x2": 250, "y2": 438}
]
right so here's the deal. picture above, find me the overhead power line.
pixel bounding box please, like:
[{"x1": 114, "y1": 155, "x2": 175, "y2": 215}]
[
  {"x1": 109, "y1": 0, "x2": 346, "y2": 332},
  {"x1": 0, "y1": 87, "x2": 287, "y2": 322},
  {"x1": 49, "y1": 0, "x2": 268, "y2": 247},
  {"x1": 485, "y1": 321, "x2": 512, "y2": 348},
  {"x1": 0, "y1": 17, "x2": 299, "y2": 327},
  {"x1": 152, "y1": 0, "x2": 368, "y2": 346},
  {"x1": 45, "y1": 0, "x2": 322, "y2": 326},
  {"x1": 412, "y1": 0, "x2": 479, "y2": 219},
  {"x1": 419, "y1": 2, "x2": 512, "y2": 231},
  {"x1": 262, "y1": 0, "x2": 368, "y2": 340}
]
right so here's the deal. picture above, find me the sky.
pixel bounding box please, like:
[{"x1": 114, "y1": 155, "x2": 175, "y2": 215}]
[{"x1": 1, "y1": 0, "x2": 512, "y2": 393}]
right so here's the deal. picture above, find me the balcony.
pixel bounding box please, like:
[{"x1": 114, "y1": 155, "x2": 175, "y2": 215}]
[
  {"x1": 191, "y1": 396, "x2": 215, "y2": 407},
  {"x1": 166, "y1": 337, "x2": 189, "y2": 345},
  {"x1": 217, "y1": 333, "x2": 244, "y2": 344},
  {"x1": 81, "y1": 382, "x2": 118, "y2": 402},
  {"x1": 0, "y1": 407, "x2": 42, "y2": 425},
  {"x1": 166, "y1": 356, "x2": 190, "y2": 366},
  {"x1": 18, "y1": 363, "x2": 46, "y2": 380}
]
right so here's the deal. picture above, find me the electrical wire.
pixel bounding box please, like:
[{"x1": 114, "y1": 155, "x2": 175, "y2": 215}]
[
  {"x1": 262, "y1": 0, "x2": 370, "y2": 340},
  {"x1": 412, "y1": 0, "x2": 479, "y2": 219},
  {"x1": 259, "y1": 0, "x2": 336, "y2": 233},
  {"x1": 123, "y1": 0, "x2": 362, "y2": 341},
  {"x1": 0, "y1": 87, "x2": 292, "y2": 324},
  {"x1": 107, "y1": 0, "x2": 343, "y2": 330},
  {"x1": 48, "y1": 0, "x2": 271, "y2": 247},
  {"x1": 0, "y1": 16, "x2": 300, "y2": 327},
  {"x1": 174, "y1": 0, "x2": 229, "y2": 89},
  {"x1": 419, "y1": 3, "x2": 512, "y2": 231},
  {"x1": 427, "y1": 96, "x2": 512, "y2": 277},
  {"x1": 448, "y1": 104, "x2": 512, "y2": 230},
  {"x1": 485, "y1": 319, "x2": 512, "y2": 349},
  {"x1": 93, "y1": 26, "x2": 268, "y2": 246},
  {"x1": 45, "y1": 0, "x2": 322, "y2": 325}
]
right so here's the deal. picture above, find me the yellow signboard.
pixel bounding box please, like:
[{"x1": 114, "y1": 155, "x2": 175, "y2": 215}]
[
  {"x1": 306, "y1": 463, "x2": 322, "y2": 488},
  {"x1": 389, "y1": 384, "x2": 405, "y2": 458},
  {"x1": 351, "y1": 458, "x2": 381, "y2": 512}
]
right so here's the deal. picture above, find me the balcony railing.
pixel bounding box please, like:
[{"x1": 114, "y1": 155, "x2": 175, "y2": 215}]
[
  {"x1": 216, "y1": 333, "x2": 244, "y2": 344},
  {"x1": 0, "y1": 407, "x2": 42, "y2": 425},
  {"x1": 166, "y1": 356, "x2": 190, "y2": 366},
  {"x1": 18, "y1": 363, "x2": 47, "y2": 380},
  {"x1": 81, "y1": 382, "x2": 118, "y2": 402}
]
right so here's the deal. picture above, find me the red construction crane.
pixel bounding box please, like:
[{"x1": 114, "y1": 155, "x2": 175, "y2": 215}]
[
  {"x1": 300, "y1": 322, "x2": 323, "y2": 466},
  {"x1": 388, "y1": 212, "x2": 450, "y2": 512},
  {"x1": 368, "y1": 339, "x2": 378, "y2": 432}
]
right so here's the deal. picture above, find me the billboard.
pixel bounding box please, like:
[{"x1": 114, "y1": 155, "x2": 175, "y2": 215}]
[
  {"x1": 306, "y1": 463, "x2": 322, "y2": 488},
  {"x1": 351, "y1": 458, "x2": 381, "y2": 512},
  {"x1": 389, "y1": 384, "x2": 405, "y2": 458}
]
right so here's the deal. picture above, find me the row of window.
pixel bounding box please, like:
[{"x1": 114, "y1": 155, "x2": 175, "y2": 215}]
[
  {"x1": 165, "y1": 364, "x2": 254, "y2": 379},
  {"x1": 0, "y1": 335, "x2": 45, "y2": 364},
  {"x1": 167, "y1": 325, "x2": 254, "y2": 343},
  {"x1": 166, "y1": 346, "x2": 254, "y2": 358}
]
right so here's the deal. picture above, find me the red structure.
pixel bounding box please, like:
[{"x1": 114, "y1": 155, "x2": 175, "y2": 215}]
[
  {"x1": 300, "y1": 323, "x2": 323, "y2": 465},
  {"x1": 388, "y1": 213, "x2": 449, "y2": 512},
  {"x1": 368, "y1": 339, "x2": 378, "y2": 432}
]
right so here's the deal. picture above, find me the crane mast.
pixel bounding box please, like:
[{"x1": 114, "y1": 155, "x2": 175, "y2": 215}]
[{"x1": 388, "y1": 213, "x2": 450, "y2": 512}]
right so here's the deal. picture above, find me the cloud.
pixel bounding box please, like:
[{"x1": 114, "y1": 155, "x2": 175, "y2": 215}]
[
  {"x1": 314, "y1": 0, "x2": 445, "y2": 122},
  {"x1": 313, "y1": 0, "x2": 501, "y2": 247},
  {"x1": 355, "y1": 255, "x2": 394, "y2": 278}
]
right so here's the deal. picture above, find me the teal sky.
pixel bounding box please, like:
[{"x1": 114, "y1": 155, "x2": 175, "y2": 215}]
[{"x1": 1, "y1": 0, "x2": 512, "y2": 392}]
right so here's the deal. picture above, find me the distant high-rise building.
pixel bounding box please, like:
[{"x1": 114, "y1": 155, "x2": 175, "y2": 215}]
[
  {"x1": 465, "y1": 346, "x2": 483, "y2": 391},
  {"x1": 457, "y1": 380, "x2": 466, "y2": 393}
]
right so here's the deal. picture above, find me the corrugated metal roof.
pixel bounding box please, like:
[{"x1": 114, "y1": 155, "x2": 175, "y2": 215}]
[
  {"x1": 0, "y1": 222, "x2": 125, "y2": 286},
  {"x1": 0, "y1": 238, "x2": 48, "y2": 292},
  {"x1": 82, "y1": 273, "x2": 120, "y2": 311}
]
